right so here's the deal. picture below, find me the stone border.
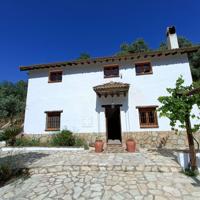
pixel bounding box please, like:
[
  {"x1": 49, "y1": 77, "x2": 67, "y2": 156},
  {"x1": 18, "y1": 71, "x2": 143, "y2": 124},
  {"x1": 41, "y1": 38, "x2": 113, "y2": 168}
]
[
  {"x1": 23, "y1": 131, "x2": 200, "y2": 149},
  {"x1": 1, "y1": 147, "x2": 85, "y2": 152},
  {"x1": 0, "y1": 141, "x2": 6, "y2": 147}
]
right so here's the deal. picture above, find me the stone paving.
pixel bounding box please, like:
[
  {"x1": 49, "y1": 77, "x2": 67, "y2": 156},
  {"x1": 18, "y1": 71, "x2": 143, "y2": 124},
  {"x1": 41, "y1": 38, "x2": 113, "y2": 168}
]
[
  {"x1": 0, "y1": 171, "x2": 200, "y2": 200},
  {"x1": 0, "y1": 149, "x2": 181, "y2": 174},
  {"x1": 0, "y1": 149, "x2": 200, "y2": 199}
]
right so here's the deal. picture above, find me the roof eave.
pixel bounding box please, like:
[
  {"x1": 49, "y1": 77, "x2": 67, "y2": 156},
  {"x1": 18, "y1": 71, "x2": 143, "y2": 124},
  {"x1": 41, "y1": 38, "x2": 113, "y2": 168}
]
[{"x1": 19, "y1": 46, "x2": 200, "y2": 71}]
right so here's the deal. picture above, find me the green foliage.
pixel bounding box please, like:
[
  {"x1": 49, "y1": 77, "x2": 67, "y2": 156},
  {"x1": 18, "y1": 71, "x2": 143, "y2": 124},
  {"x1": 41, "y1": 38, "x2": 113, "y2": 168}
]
[
  {"x1": 0, "y1": 161, "x2": 29, "y2": 187},
  {"x1": 0, "y1": 81, "x2": 27, "y2": 123},
  {"x1": 178, "y1": 36, "x2": 193, "y2": 48},
  {"x1": 1, "y1": 126, "x2": 22, "y2": 145},
  {"x1": 158, "y1": 76, "x2": 200, "y2": 133},
  {"x1": 51, "y1": 130, "x2": 89, "y2": 148},
  {"x1": 74, "y1": 137, "x2": 89, "y2": 149},
  {"x1": 51, "y1": 130, "x2": 75, "y2": 146},
  {"x1": 14, "y1": 137, "x2": 40, "y2": 147},
  {"x1": 189, "y1": 49, "x2": 200, "y2": 81},
  {"x1": 0, "y1": 131, "x2": 4, "y2": 141},
  {"x1": 0, "y1": 163, "x2": 12, "y2": 184},
  {"x1": 77, "y1": 53, "x2": 91, "y2": 60},
  {"x1": 159, "y1": 42, "x2": 168, "y2": 50},
  {"x1": 9, "y1": 131, "x2": 89, "y2": 148},
  {"x1": 182, "y1": 168, "x2": 199, "y2": 177},
  {"x1": 159, "y1": 36, "x2": 193, "y2": 50},
  {"x1": 117, "y1": 39, "x2": 150, "y2": 55}
]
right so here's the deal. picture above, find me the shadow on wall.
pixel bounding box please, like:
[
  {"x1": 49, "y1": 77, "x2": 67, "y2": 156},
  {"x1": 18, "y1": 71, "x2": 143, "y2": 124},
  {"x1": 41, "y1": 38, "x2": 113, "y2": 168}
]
[
  {"x1": 94, "y1": 94, "x2": 129, "y2": 133},
  {"x1": 152, "y1": 54, "x2": 188, "y2": 67},
  {"x1": 28, "y1": 55, "x2": 187, "y2": 80},
  {"x1": 95, "y1": 94, "x2": 129, "y2": 113},
  {"x1": 29, "y1": 64, "x2": 103, "y2": 79}
]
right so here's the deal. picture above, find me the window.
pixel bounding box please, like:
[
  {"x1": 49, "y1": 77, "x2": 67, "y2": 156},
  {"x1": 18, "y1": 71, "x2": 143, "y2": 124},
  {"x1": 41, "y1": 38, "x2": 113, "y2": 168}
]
[
  {"x1": 104, "y1": 65, "x2": 119, "y2": 78},
  {"x1": 45, "y1": 111, "x2": 62, "y2": 131},
  {"x1": 135, "y1": 62, "x2": 152, "y2": 75},
  {"x1": 137, "y1": 106, "x2": 158, "y2": 128},
  {"x1": 49, "y1": 71, "x2": 62, "y2": 83}
]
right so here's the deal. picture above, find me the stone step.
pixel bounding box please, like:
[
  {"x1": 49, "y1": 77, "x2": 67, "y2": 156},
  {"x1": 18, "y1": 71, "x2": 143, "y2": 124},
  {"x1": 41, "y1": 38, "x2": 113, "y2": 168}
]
[
  {"x1": 104, "y1": 144, "x2": 127, "y2": 153},
  {"x1": 28, "y1": 164, "x2": 181, "y2": 175}
]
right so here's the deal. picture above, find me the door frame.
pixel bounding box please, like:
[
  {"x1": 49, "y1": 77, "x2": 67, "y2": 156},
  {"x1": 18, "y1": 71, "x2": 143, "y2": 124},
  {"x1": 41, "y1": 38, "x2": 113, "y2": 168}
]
[{"x1": 102, "y1": 104, "x2": 122, "y2": 143}]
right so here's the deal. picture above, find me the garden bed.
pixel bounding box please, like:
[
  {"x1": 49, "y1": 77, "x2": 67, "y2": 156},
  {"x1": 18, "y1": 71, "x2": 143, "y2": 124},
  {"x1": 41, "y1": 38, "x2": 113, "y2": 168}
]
[{"x1": 0, "y1": 129, "x2": 89, "y2": 150}]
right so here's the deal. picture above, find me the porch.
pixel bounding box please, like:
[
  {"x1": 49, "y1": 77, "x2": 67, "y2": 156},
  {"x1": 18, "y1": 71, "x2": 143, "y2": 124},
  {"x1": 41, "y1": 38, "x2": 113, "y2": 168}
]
[{"x1": 93, "y1": 81, "x2": 130, "y2": 145}]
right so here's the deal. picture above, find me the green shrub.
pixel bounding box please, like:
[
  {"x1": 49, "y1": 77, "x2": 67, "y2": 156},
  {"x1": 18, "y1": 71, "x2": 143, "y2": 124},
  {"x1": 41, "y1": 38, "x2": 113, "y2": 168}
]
[
  {"x1": 1, "y1": 126, "x2": 22, "y2": 146},
  {"x1": 0, "y1": 163, "x2": 12, "y2": 184},
  {"x1": 0, "y1": 131, "x2": 4, "y2": 141},
  {"x1": 182, "y1": 168, "x2": 199, "y2": 177},
  {"x1": 14, "y1": 137, "x2": 40, "y2": 147},
  {"x1": 74, "y1": 137, "x2": 89, "y2": 149},
  {"x1": 0, "y1": 161, "x2": 29, "y2": 187},
  {"x1": 51, "y1": 130, "x2": 75, "y2": 146}
]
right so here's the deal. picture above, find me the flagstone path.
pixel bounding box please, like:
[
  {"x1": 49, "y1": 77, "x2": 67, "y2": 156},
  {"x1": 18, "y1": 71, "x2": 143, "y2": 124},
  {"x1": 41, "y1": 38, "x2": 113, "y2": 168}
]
[
  {"x1": 1, "y1": 171, "x2": 200, "y2": 200},
  {"x1": 0, "y1": 149, "x2": 181, "y2": 173},
  {"x1": 0, "y1": 149, "x2": 200, "y2": 199}
]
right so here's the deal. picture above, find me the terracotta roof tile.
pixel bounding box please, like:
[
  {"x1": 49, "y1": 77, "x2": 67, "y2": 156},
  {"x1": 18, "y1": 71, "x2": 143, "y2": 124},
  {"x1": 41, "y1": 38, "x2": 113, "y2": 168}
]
[
  {"x1": 93, "y1": 81, "x2": 129, "y2": 97},
  {"x1": 93, "y1": 81, "x2": 129, "y2": 91}
]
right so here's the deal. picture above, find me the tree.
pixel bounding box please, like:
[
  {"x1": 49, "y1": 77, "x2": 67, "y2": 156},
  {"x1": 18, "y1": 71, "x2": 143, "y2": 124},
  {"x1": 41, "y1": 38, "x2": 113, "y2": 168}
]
[
  {"x1": 189, "y1": 49, "x2": 200, "y2": 81},
  {"x1": 159, "y1": 42, "x2": 168, "y2": 50},
  {"x1": 0, "y1": 81, "x2": 27, "y2": 124},
  {"x1": 77, "y1": 53, "x2": 91, "y2": 60},
  {"x1": 159, "y1": 36, "x2": 192, "y2": 50},
  {"x1": 117, "y1": 39, "x2": 150, "y2": 55},
  {"x1": 158, "y1": 76, "x2": 200, "y2": 171}
]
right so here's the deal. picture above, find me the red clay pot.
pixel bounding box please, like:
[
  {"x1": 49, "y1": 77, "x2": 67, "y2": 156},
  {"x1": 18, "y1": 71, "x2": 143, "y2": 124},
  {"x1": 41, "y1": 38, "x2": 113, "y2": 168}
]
[
  {"x1": 126, "y1": 139, "x2": 136, "y2": 152},
  {"x1": 95, "y1": 140, "x2": 104, "y2": 153}
]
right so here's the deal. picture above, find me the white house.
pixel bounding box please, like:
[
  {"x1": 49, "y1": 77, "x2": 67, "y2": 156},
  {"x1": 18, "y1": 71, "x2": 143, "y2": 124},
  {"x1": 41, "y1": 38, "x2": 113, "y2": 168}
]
[{"x1": 20, "y1": 27, "x2": 200, "y2": 147}]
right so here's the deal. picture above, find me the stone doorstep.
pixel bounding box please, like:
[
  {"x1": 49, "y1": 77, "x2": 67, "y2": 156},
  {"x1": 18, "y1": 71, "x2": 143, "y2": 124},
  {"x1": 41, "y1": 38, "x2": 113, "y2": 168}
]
[{"x1": 27, "y1": 164, "x2": 181, "y2": 175}]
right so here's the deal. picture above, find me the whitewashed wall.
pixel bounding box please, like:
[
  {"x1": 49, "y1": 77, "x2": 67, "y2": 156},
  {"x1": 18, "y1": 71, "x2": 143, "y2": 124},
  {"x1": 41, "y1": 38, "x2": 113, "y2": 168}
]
[{"x1": 24, "y1": 54, "x2": 198, "y2": 134}]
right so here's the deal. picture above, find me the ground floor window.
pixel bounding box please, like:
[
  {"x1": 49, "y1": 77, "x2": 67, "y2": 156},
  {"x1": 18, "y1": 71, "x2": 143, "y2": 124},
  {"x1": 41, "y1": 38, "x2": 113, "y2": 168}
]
[
  {"x1": 136, "y1": 106, "x2": 158, "y2": 128},
  {"x1": 45, "y1": 111, "x2": 62, "y2": 131}
]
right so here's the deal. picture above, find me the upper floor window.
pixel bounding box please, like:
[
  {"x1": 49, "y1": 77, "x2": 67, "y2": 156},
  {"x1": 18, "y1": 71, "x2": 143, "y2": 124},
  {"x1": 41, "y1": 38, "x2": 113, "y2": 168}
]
[
  {"x1": 49, "y1": 71, "x2": 63, "y2": 83},
  {"x1": 136, "y1": 106, "x2": 158, "y2": 128},
  {"x1": 45, "y1": 111, "x2": 62, "y2": 131},
  {"x1": 104, "y1": 65, "x2": 119, "y2": 78},
  {"x1": 135, "y1": 62, "x2": 152, "y2": 75}
]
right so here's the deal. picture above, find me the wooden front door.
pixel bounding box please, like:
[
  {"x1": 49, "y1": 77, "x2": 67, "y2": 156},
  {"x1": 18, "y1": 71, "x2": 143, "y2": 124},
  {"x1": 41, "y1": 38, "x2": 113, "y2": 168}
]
[{"x1": 105, "y1": 105, "x2": 122, "y2": 143}]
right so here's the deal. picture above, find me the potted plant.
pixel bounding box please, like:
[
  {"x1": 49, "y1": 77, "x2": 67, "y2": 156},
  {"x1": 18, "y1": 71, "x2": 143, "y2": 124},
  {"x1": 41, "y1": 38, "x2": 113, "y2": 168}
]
[
  {"x1": 95, "y1": 136, "x2": 104, "y2": 153},
  {"x1": 126, "y1": 138, "x2": 136, "y2": 152}
]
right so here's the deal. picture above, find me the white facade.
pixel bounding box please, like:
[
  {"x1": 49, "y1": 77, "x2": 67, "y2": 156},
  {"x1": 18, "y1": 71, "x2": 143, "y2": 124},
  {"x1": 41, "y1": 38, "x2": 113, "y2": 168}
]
[{"x1": 23, "y1": 53, "x2": 196, "y2": 135}]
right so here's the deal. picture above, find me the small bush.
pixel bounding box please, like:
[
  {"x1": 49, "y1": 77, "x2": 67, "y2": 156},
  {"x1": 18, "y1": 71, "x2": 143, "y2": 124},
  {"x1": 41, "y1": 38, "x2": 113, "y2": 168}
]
[
  {"x1": 0, "y1": 164, "x2": 12, "y2": 184},
  {"x1": 14, "y1": 137, "x2": 40, "y2": 147},
  {"x1": 1, "y1": 126, "x2": 22, "y2": 146},
  {"x1": 0, "y1": 161, "x2": 29, "y2": 187},
  {"x1": 51, "y1": 130, "x2": 75, "y2": 146},
  {"x1": 182, "y1": 168, "x2": 199, "y2": 177},
  {"x1": 74, "y1": 137, "x2": 89, "y2": 149},
  {"x1": 0, "y1": 131, "x2": 4, "y2": 141}
]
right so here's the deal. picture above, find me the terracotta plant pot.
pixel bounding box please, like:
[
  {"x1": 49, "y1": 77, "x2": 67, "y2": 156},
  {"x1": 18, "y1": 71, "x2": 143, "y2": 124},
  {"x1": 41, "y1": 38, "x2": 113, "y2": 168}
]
[
  {"x1": 126, "y1": 139, "x2": 136, "y2": 152},
  {"x1": 95, "y1": 140, "x2": 104, "y2": 153}
]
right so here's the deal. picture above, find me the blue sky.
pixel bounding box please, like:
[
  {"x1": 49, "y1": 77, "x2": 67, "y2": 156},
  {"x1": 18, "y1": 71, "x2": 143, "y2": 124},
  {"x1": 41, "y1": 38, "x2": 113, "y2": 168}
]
[{"x1": 0, "y1": 0, "x2": 200, "y2": 82}]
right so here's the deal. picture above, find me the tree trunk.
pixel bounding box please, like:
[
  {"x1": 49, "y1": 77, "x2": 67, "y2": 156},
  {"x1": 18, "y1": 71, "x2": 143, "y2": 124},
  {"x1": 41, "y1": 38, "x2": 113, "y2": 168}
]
[{"x1": 185, "y1": 115, "x2": 197, "y2": 171}]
